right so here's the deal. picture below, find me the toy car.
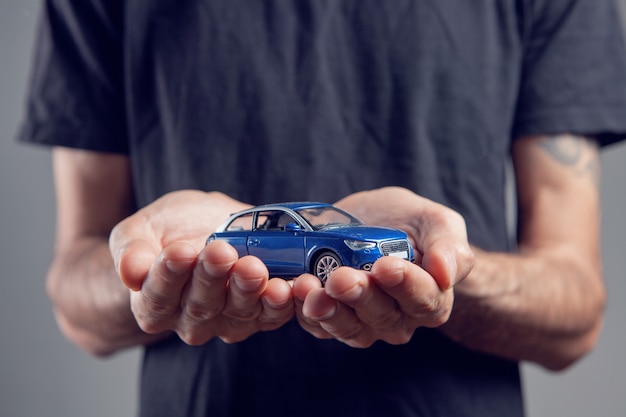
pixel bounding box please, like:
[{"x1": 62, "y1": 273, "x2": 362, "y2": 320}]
[{"x1": 207, "y1": 202, "x2": 414, "y2": 283}]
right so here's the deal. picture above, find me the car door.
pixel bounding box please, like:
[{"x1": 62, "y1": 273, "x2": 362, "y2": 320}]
[
  {"x1": 217, "y1": 212, "x2": 254, "y2": 258},
  {"x1": 246, "y1": 210, "x2": 306, "y2": 277}
]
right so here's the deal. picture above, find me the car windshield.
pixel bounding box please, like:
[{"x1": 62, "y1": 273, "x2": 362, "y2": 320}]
[{"x1": 295, "y1": 206, "x2": 362, "y2": 230}]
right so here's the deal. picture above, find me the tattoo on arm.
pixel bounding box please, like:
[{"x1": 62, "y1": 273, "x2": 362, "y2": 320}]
[{"x1": 538, "y1": 135, "x2": 600, "y2": 186}]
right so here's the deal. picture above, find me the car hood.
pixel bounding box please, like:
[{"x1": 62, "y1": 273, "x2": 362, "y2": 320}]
[{"x1": 317, "y1": 225, "x2": 408, "y2": 241}]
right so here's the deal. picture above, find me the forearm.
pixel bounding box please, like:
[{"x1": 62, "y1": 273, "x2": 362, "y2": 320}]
[
  {"x1": 441, "y1": 246, "x2": 605, "y2": 370},
  {"x1": 47, "y1": 236, "x2": 166, "y2": 356}
]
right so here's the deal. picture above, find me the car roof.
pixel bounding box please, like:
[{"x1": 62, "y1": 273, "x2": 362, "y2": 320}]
[
  {"x1": 227, "y1": 202, "x2": 332, "y2": 219},
  {"x1": 251, "y1": 202, "x2": 331, "y2": 211}
]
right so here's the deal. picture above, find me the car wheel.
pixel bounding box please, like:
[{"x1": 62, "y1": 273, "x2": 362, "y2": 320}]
[{"x1": 314, "y1": 252, "x2": 342, "y2": 284}]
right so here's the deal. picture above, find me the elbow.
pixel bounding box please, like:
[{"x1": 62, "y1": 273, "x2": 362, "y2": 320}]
[
  {"x1": 540, "y1": 316, "x2": 605, "y2": 372},
  {"x1": 541, "y1": 282, "x2": 607, "y2": 372},
  {"x1": 53, "y1": 309, "x2": 120, "y2": 358},
  {"x1": 46, "y1": 264, "x2": 120, "y2": 358}
]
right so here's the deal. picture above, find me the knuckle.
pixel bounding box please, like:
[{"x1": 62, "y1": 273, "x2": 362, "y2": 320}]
[
  {"x1": 383, "y1": 329, "x2": 414, "y2": 345},
  {"x1": 218, "y1": 335, "x2": 242, "y2": 344},
  {"x1": 131, "y1": 293, "x2": 179, "y2": 334},
  {"x1": 178, "y1": 319, "x2": 231, "y2": 346},
  {"x1": 136, "y1": 320, "x2": 162, "y2": 335},
  {"x1": 183, "y1": 301, "x2": 222, "y2": 322},
  {"x1": 259, "y1": 309, "x2": 294, "y2": 329},
  {"x1": 410, "y1": 295, "x2": 452, "y2": 327},
  {"x1": 177, "y1": 331, "x2": 193, "y2": 344},
  {"x1": 140, "y1": 291, "x2": 178, "y2": 316},
  {"x1": 258, "y1": 310, "x2": 292, "y2": 329},
  {"x1": 405, "y1": 294, "x2": 451, "y2": 326},
  {"x1": 295, "y1": 315, "x2": 329, "y2": 337},
  {"x1": 178, "y1": 330, "x2": 211, "y2": 346},
  {"x1": 223, "y1": 305, "x2": 262, "y2": 323},
  {"x1": 133, "y1": 314, "x2": 168, "y2": 335},
  {"x1": 429, "y1": 308, "x2": 452, "y2": 327},
  {"x1": 257, "y1": 318, "x2": 289, "y2": 331},
  {"x1": 321, "y1": 322, "x2": 363, "y2": 342},
  {"x1": 342, "y1": 334, "x2": 376, "y2": 348},
  {"x1": 365, "y1": 307, "x2": 403, "y2": 330},
  {"x1": 218, "y1": 329, "x2": 254, "y2": 344},
  {"x1": 407, "y1": 295, "x2": 439, "y2": 317},
  {"x1": 295, "y1": 315, "x2": 336, "y2": 341}
]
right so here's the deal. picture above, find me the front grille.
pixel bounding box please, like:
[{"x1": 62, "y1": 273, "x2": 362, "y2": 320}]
[{"x1": 380, "y1": 240, "x2": 410, "y2": 256}]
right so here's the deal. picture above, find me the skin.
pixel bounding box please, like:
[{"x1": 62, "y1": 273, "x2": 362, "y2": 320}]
[
  {"x1": 47, "y1": 134, "x2": 604, "y2": 371},
  {"x1": 293, "y1": 187, "x2": 473, "y2": 347},
  {"x1": 445, "y1": 135, "x2": 604, "y2": 370},
  {"x1": 295, "y1": 135, "x2": 603, "y2": 370},
  {"x1": 49, "y1": 152, "x2": 294, "y2": 353}
]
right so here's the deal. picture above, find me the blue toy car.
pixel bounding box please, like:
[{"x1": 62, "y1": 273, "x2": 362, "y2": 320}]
[{"x1": 207, "y1": 202, "x2": 414, "y2": 283}]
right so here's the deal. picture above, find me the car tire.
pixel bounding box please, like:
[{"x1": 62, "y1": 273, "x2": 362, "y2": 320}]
[{"x1": 314, "y1": 251, "x2": 342, "y2": 284}]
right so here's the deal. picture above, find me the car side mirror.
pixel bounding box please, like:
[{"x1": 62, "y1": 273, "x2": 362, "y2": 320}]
[{"x1": 284, "y1": 223, "x2": 301, "y2": 232}]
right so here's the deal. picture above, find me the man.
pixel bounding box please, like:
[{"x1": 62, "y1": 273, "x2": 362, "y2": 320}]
[{"x1": 20, "y1": 0, "x2": 626, "y2": 415}]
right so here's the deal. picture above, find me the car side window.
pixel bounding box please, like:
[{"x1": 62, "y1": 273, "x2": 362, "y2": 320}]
[
  {"x1": 276, "y1": 213, "x2": 297, "y2": 229},
  {"x1": 255, "y1": 211, "x2": 272, "y2": 230},
  {"x1": 255, "y1": 210, "x2": 297, "y2": 231},
  {"x1": 226, "y1": 213, "x2": 254, "y2": 231}
]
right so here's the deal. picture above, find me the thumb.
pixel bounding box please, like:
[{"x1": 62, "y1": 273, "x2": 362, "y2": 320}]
[
  {"x1": 422, "y1": 241, "x2": 474, "y2": 290},
  {"x1": 112, "y1": 238, "x2": 160, "y2": 291}
]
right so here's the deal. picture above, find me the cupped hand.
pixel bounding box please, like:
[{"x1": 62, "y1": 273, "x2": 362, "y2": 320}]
[
  {"x1": 109, "y1": 190, "x2": 294, "y2": 345},
  {"x1": 293, "y1": 187, "x2": 474, "y2": 347}
]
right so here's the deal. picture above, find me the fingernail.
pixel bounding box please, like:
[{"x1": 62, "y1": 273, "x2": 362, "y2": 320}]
[
  {"x1": 201, "y1": 259, "x2": 222, "y2": 276},
  {"x1": 315, "y1": 303, "x2": 337, "y2": 321},
  {"x1": 317, "y1": 304, "x2": 337, "y2": 321},
  {"x1": 202, "y1": 259, "x2": 212, "y2": 275},
  {"x1": 332, "y1": 284, "x2": 363, "y2": 301},
  {"x1": 165, "y1": 258, "x2": 194, "y2": 273},
  {"x1": 304, "y1": 301, "x2": 337, "y2": 321},
  {"x1": 230, "y1": 273, "x2": 264, "y2": 292}
]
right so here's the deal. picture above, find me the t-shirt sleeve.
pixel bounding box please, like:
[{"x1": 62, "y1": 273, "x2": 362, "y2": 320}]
[
  {"x1": 17, "y1": 0, "x2": 128, "y2": 154},
  {"x1": 512, "y1": 0, "x2": 626, "y2": 146}
]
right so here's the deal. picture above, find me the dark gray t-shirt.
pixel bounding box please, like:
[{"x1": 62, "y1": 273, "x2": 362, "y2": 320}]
[{"x1": 19, "y1": 0, "x2": 626, "y2": 416}]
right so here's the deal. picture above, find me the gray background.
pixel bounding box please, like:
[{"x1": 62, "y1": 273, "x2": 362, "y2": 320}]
[{"x1": 1, "y1": 1, "x2": 624, "y2": 416}]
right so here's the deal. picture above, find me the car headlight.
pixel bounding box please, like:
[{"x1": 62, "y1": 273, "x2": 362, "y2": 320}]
[{"x1": 344, "y1": 240, "x2": 377, "y2": 251}]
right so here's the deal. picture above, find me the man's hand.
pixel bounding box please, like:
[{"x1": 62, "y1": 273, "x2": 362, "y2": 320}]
[
  {"x1": 109, "y1": 190, "x2": 294, "y2": 345},
  {"x1": 292, "y1": 187, "x2": 474, "y2": 347}
]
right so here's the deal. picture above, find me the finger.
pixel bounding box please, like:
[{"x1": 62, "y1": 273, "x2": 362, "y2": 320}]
[
  {"x1": 415, "y1": 208, "x2": 474, "y2": 289},
  {"x1": 301, "y1": 287, "x2": 375, "y2": 348},
  {"x1": 134, "y1": 241, "x2": 197, "y2": 333},
  {"x1": 324, "y1": 267, "x2": 404, "y2": 334},
  {"x1": 109, "y1": 211, "x2": 161, "y2": 291},
  {"x1": 221, "y1": 256, "x2": 268, "y2": 323},
  {"x1": 114, "y1": 238, "x2": 160, "y2": 291},
  {"x1": 292, "y1": 274, "x2": 322, "y2": 301},
  {"x1": 257, "y1": 278, "x2": 294, "y2": 330},
  {"x1": 180, "y1": 240, "x2": 237, "y2": 325},
  {"x1": 370, "y1": 256, "x2": 452, "y2": 328},
  {"x1": 422, "y1": 239, "x2": 474, "y2": 290},
  {"x1": 292, "y1": 274, "x2": 333, "y2": 339}
]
